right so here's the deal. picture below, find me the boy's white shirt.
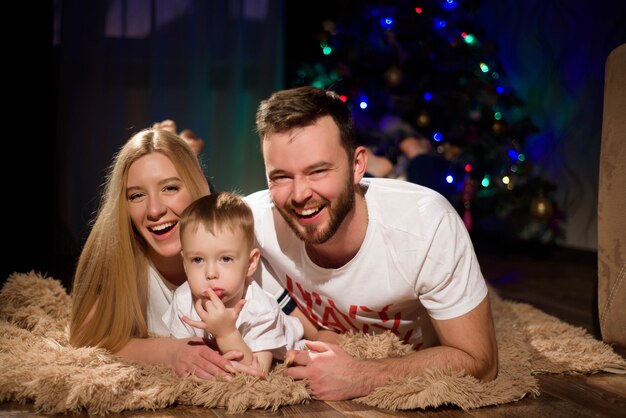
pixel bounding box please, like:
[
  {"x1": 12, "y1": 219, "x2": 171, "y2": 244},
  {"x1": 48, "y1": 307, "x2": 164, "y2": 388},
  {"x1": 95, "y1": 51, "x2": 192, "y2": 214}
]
[
  {"x1": 162, "y1": 279, "x2": 305, "y2": 359},
  {"x1": 146, "y1": 263, "x2": 177, "y2": 337}
]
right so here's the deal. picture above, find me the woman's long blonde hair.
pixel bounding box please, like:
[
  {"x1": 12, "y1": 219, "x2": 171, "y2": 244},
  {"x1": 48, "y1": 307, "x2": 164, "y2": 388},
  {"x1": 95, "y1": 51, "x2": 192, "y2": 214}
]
[{"x1": 69, "y1": 128, "x2": 210, "y2": 352}]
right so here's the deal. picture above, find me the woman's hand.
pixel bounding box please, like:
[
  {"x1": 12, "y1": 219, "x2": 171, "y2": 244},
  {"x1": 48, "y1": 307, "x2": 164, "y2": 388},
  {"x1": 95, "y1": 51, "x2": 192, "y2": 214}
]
[
  {"x1": 169, "y1": 337, "x2": 266, "y2": 379},
  {"x1": 230, "y1": 354, "x2": 268, "y2": 377},
  {"x1": 115, "y1": 336, "x2": 265, "y2": 379},
  {"x1": 170, "y1": 337, "x2": 239, "y2": 379}
]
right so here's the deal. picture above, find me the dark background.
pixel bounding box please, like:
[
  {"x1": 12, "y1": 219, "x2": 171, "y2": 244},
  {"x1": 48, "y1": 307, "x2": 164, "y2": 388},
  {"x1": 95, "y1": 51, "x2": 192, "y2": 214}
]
[{"x1": 4, "y1": 0, "x2": 625, "y2": 291}]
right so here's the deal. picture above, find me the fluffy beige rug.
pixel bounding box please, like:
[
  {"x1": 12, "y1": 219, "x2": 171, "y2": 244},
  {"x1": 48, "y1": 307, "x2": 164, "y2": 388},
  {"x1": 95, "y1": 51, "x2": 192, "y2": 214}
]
[{"x1": 1, "y1": 271, "x2": 624, "y2": 415}]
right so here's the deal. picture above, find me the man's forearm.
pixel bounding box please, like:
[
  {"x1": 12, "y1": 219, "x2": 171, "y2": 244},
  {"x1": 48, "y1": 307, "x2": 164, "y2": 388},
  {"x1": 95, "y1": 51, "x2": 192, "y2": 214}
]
[{"x1": 360, "y1": 343, "x2": 498, "y2": 393}]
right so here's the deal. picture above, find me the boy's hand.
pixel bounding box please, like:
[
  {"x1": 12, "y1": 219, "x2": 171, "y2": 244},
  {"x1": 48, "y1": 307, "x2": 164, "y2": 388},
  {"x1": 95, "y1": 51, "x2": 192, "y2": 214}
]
[{"x1": 183, "y1": 288, "x2": 246, "y2": 338}]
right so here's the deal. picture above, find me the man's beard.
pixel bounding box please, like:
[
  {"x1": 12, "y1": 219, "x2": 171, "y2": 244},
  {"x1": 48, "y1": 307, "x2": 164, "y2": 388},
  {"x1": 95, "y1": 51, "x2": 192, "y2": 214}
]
[{"x1": 277, "y1": 178, "x2": 355, "y2": 245}]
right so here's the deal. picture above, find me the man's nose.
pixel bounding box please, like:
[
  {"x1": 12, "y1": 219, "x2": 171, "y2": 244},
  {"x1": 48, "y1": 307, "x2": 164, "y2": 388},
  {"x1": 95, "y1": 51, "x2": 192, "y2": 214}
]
[{"x1": 292, "y1": 176, "x2": 313, "y2": 203}]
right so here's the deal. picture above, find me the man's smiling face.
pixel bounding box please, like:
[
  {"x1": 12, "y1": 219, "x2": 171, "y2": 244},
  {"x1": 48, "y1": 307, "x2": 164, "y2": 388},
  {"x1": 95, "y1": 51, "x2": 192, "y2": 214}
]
[{"x1": 263, "y1": 115, "x2": 356, "y2": 245}]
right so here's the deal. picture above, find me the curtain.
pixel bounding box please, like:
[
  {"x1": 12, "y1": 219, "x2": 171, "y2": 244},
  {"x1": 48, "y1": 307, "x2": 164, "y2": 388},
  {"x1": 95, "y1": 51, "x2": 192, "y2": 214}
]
[{"x1": 54, "y1": 0, "x2": 284, "y2": 253}]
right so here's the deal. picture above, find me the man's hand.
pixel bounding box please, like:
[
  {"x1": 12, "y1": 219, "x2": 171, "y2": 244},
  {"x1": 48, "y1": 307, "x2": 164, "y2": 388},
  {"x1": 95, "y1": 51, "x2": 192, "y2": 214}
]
[{"x1": 283, "y1": 341, "x2": 375, "y2": 400}]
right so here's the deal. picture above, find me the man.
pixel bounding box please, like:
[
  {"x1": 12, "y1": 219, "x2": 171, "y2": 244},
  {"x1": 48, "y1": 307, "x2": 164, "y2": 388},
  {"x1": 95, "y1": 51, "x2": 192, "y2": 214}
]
[{"x1": 245, "y1": 86, "x2": 498, "y2": 401}]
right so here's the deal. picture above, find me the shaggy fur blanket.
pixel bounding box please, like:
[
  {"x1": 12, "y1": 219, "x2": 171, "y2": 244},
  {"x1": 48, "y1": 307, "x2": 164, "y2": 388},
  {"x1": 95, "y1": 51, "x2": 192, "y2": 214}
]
[{"x1": 1, "y1": 271, "x2": 625, "y2": 415}]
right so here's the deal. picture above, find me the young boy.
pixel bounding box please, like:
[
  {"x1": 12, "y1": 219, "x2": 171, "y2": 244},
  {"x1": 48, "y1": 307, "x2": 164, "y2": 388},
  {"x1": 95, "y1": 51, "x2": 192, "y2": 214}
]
[{"x1": 162, "y1": 192, "x2": 304, "y2": 373}]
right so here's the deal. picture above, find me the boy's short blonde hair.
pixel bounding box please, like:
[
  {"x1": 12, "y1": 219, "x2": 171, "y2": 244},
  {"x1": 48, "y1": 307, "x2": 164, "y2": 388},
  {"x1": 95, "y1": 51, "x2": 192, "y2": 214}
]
[{"x1": 180, "y1": 192, "x2": 255, "y2": 248}]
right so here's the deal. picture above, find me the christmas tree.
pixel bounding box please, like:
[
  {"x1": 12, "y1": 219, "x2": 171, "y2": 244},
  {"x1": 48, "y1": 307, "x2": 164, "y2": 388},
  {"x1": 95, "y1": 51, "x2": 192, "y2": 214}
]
[{"x1": 287, "y1": 0, "x2": 564, "y2": 244}]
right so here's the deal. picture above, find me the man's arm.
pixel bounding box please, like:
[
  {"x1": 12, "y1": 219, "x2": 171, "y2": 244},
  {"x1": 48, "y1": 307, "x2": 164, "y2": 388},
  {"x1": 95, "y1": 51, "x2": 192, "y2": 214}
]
[
  {"x1": 430, "y1": 294, "x2": 498, "y2": 380},
  {"x1": 283, "y1": 295, "x2": 498, "y2": 400},
  {"x1": 291, "y1": 306, "x2": 339, "y2": 344}
]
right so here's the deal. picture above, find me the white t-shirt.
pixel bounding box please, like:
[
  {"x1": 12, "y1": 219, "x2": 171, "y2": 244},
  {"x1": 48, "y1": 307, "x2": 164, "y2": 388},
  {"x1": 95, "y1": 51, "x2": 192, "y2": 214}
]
[
  {"x1": 245, "y1": 177, "x2": 488, "y2": 349},
  {"x1": 146, "y1": 263, "x2": 178, "y2": 337},
  {"x1": 162, "y1": 279, "x2": 304, "y2": 359}
]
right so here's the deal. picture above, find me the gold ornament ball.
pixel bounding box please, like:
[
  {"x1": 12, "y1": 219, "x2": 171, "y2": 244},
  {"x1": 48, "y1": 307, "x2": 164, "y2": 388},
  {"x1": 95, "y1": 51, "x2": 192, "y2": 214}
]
[
  {"x1": 530, "y1": 196, "x2": 553, "y2": 219},
  {"x1": 469, "y1": 110, "x2": 482, "y2": 121},
  {"x1": 443, "y1": 143, "x2": 462, "y2": 160},
  {"x1": 322, "y1": 20, "x2": 337, "y2": 35},
  {"x1": 492, "y1": 121, "x2": 504, "y2": 135},
  {"x1": 385, "y1": 66, "x2": 403, "y2": 87},
  {"x1": 416, "y1": 110, "x2": 430, "y2": 127}
]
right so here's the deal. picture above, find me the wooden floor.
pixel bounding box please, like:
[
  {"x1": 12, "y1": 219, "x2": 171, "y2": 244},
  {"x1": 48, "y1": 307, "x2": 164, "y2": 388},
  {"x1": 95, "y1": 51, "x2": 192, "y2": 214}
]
[{"x1": 2, "y1": 242, "x2": 625, "y2": 417}]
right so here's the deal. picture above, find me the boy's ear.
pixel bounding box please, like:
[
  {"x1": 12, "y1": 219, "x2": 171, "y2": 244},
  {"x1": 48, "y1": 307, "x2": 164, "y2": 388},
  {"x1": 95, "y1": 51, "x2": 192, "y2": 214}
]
[{"x1": 247, "y1": 248, "x2": 261, "y2": 276}]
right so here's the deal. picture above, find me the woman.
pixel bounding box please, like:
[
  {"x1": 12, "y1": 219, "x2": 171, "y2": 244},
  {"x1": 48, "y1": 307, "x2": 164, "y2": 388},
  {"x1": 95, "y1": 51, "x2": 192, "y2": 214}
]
[{"x1": 70, "y1": 128, "x2": 259, "y2": 378}]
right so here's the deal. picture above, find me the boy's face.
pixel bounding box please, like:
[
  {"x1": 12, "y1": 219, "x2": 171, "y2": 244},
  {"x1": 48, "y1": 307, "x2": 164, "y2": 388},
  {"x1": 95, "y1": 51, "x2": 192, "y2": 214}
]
[
  {"x1": 181, "y1": 224, "x2": 259, "y2": 308},
  {"x1": 262, "y1": 115, "x2": 360, "y2": 245}
]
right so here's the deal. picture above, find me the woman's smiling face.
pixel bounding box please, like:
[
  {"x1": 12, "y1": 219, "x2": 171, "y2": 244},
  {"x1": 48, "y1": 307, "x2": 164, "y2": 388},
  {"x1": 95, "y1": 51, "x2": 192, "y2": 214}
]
[{"x1": 126, "y1": 152, "x2": 194, "y2": 259}]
